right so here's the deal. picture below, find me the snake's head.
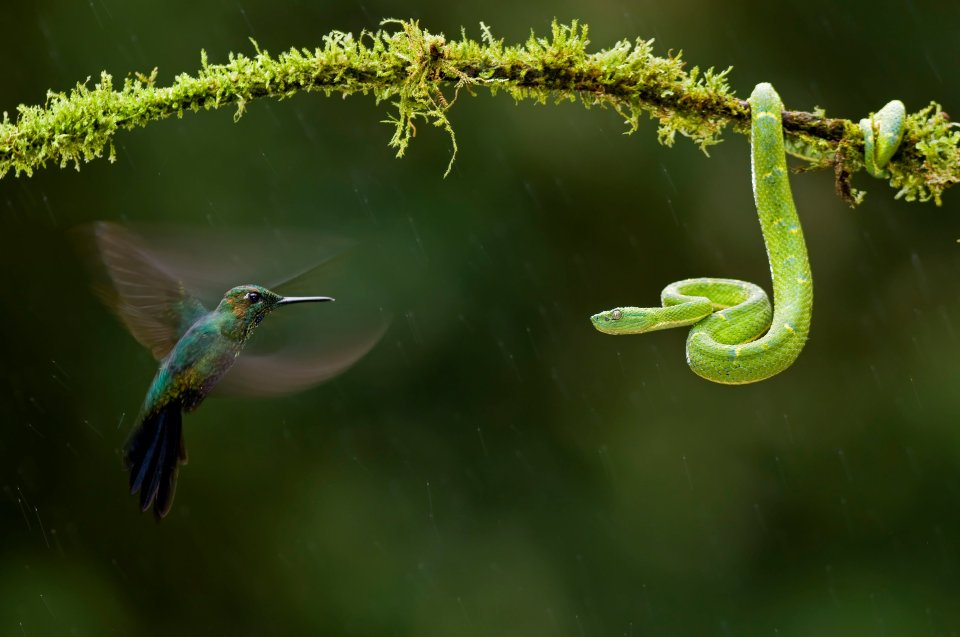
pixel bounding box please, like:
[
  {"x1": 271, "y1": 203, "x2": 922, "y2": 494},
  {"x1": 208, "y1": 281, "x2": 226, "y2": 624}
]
[{"x1": 591, "y1": 307, "x2": 653, "y2": 335}]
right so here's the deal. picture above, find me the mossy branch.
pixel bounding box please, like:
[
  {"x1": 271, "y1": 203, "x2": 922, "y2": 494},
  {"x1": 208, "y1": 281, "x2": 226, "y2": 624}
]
[{"x1": 2, "y1": 20, "x2": 957, "y2": 205}]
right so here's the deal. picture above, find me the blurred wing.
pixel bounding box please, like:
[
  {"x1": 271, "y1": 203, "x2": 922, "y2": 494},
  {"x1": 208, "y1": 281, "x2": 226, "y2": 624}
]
[
  {"x1": 117, "y1": 225, "x2": 356, "y2": 300},
  {"x1": 79, "y1": 221, "x2": 386, "y2": 384},
  {"x1": 85, "y1": 222, "x2": 208, "y2": 360},
  {"x1": 216, "y1": 321, "x2": 388, "y2": 397}
]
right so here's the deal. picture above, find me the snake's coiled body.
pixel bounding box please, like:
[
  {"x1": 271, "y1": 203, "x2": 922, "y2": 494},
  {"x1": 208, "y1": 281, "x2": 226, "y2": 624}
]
[
  {"x1": 592, "y1": 83, "x2": 811, "y2": 384},
  {"x1": 592, "y1": 83, "x2": 906, "y2": 384},
  {"x1": 592, "y1": 83, "x2": 907, "y2": 383}
]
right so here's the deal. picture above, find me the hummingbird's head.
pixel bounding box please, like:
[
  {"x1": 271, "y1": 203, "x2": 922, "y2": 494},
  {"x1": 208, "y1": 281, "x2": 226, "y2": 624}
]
[
  {"x1": 217, "y1": 285, "x2": 335, "y2": 340},
  {"x1": 219, "y1": 285, "x2": 283, "y2": 326}
]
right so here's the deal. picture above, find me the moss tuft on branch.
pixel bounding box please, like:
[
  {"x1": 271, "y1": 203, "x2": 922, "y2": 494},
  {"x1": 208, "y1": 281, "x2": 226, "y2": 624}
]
[{"x1": 1, "y1": 20, "x2": 957, "y2": 204}]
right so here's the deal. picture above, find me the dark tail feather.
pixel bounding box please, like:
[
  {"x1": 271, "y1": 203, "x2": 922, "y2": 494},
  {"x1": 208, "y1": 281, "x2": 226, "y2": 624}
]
[{"x1": 123, "y1": 402, "x2": 185, "y2": 519}]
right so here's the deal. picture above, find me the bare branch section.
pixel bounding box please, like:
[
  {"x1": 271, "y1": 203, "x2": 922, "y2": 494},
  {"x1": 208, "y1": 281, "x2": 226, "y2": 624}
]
[{"x1": 1, "y1": 20, "x2": 957, "y2": 204}]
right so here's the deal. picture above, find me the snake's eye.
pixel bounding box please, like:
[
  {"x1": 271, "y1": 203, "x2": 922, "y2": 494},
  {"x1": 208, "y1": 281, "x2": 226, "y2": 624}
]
[
  {"x1": 246, "y1": 291, "x2": 261, "y2": 303},
  {"x1": 611, "y1": 309, "x2": 623, "y2": 320}
]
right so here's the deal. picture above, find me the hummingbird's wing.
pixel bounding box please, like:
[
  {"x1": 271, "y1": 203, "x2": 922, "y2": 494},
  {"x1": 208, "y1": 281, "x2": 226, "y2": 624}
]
[
  {"x1": 82, "y1": 221, "x2": 389, "y2": 392},
  {"x1": 85, "y1": 222, "x2": 209, "y2": 360},
  {"x1": 215, "y1": 321, "x2": 388, "y2": 396}
]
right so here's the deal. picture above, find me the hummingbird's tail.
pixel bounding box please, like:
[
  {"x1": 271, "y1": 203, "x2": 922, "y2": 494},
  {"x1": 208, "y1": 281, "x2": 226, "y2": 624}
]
[{"x1": 123, "y1": 401, "x2": 187, "y2": 519}]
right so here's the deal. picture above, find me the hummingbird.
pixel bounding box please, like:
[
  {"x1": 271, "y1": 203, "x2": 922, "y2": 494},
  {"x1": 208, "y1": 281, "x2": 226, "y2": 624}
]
[
  {"x1": 84, "y1": 222, "x2": 385, "y2": 519},
  {"x1": 125, "y1": 285, "x2": 333, "y2": 518}
]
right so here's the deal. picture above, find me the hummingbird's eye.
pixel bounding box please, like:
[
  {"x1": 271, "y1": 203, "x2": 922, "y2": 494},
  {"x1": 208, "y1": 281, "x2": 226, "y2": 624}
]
[{"x1": 246, "y1": 291, "x2": 261, "y2": 303}]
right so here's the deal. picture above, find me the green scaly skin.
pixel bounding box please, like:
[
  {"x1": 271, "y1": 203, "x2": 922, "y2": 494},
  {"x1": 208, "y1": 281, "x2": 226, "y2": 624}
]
[
  {"x1": 591, "y1": 83, "x2": 906, "y2": 384},
  {"x1": 861, "y1": 99, "x2": 906, "y2": 178},
  {"x1": 592, "y1": 83, "x2": 809, "y2": 384}
]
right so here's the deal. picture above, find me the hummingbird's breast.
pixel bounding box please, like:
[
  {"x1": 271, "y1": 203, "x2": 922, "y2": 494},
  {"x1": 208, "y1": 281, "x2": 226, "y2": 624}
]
[{"x1": 143, "y1": 318, "x2": 243, "y2": 414}]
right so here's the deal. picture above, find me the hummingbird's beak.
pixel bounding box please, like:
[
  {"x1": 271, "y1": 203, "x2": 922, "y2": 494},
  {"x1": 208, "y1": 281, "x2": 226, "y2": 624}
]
[{"x1": 276, "y1": 295, "x2": 335, "y2": 306}]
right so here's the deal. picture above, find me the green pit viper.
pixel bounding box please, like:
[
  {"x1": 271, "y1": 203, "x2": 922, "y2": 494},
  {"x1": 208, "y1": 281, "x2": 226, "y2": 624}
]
[{"x1": 590, "y1": 83, "x2": 905, "y2": 384}]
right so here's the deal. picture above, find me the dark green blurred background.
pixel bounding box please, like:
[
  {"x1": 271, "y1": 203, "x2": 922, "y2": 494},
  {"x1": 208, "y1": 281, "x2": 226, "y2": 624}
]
[{"x1": 2, "y1": 1, "x2": 959, "y2": 635}]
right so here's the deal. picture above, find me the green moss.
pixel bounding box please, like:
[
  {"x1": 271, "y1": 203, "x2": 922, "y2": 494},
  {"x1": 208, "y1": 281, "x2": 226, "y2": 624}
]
[
  {"x1": 883, "y1": 102, "x2": 960, "y2": 205},
  {"x1": 1, "y1": 19, "x2": 957, "y2": 205}
]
